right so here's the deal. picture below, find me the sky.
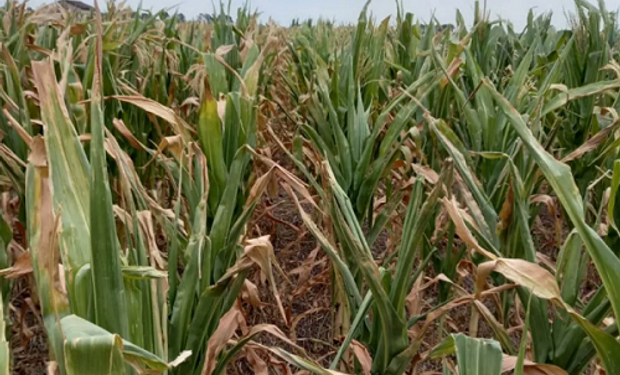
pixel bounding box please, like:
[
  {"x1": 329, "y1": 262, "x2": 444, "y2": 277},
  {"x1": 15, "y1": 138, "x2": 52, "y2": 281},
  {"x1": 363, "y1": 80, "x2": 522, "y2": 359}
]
[{"x1": 29, "y1": 0, "x2": 620, "y2": 29}]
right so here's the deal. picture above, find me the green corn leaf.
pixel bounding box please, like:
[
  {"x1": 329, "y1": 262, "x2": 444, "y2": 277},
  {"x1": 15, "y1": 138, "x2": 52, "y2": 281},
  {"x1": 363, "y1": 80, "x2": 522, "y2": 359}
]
[
  {"x1": 208, "y1": 155, "x2": 244, "y2": 282},
  {"x1": 515, "y1": 295, "x2": 533, "y2": 375},
  {"x1": 327, "y1": 166, "x2": 408, "y2": 374},
  {"x1": 430, "y1": 334, "x2": 503, "y2": 375},
  {"x1": 169, "y1": 200, "x2": 208, "y2": 361},
  {"x1": 203, "y1": 53, "x2": 228, "y2": 97},
  {"x1": 0, "y1": 288, "x2": 8, "y2": 375},
  {"x1": 486, "y1": 78, "x2": 620, "y2": 334},
  {"x1": 542, "y1": 80, "x2": 620, "y2": 116},
  {"x1": 0, "y1": 212, "x2": 10, "y2": 314},
  {"x1": 608, "y1": 160, "x2": 620, "y2": 237},
  {"x1": 198, "y1": 78, "x2": 227, "y2": 212},
  {"x1": 505, "y1": 160, "x2": 552, "y2": 363},
  {"x1": 61, "y1": 315, "x2": 167, "y2": 375},
  {"x1": 242, "y1": 44, "x2": 264, "y2": 98},
  {"x1": 1, "y1": 45, "x2": 31, "y2": 161},
  {"x1": 556, "y1": 231, "x2": 588, "y2": 307},
  {"x1": 391, "y1": 172, "x2": 445, "y2": 314},
  {"x1": 89, "y1": 8, "x2": 129, "y2": 337},
  {"x1": 121, "y1": 266, "x2": 167, "y2": 280},
  {"x1": 454, "y1": 334, "x2": 503, "y2": 375}
]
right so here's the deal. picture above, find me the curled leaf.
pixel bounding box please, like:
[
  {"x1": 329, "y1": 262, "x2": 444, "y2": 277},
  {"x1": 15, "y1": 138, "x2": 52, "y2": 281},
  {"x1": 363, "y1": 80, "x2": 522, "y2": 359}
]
[
  {"x1": 0, "y1": 252, "x2": 33, "y2": 279},
  {"x1": 502, "y1": 355, "x2": 568, "y2": 375},
  {"x1": 477, "y1": 258, "x2": 561, "y2": 301}
]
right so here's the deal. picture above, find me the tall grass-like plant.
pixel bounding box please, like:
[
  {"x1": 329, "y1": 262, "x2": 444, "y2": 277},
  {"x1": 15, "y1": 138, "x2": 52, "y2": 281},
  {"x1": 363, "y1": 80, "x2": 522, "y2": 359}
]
[
  {"x1": 2, "y1": 0, "x2": 620, "y2": 374},
  {"x1": 9, "y1": 3, "x2": 288, "y2": 375}
]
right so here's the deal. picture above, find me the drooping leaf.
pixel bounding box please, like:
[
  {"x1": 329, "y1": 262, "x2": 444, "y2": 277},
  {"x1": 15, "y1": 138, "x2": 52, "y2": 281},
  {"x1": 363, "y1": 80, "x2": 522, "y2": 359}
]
[{"x1": 61, "y1": 315, "x2": 168, "y2": 375}]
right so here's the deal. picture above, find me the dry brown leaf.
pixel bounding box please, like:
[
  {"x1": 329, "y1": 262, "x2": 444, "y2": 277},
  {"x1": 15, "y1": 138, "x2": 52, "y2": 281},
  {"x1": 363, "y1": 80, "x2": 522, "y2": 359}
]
[
  {"x1": 180, "y1": 97, "x2": 200, "y2": 108},
  {"x1": 246, "y1": 144, "x2": 320, "y2": 212},
  {"x1": 168, "y1": 350, "x2": 192, "y2": 368},
  {"x1": 420, "y1": 274, "x2": 468, "y2": 297},
  {"x1": 69, "y1": 23, "x2": 86, "y2": 35},
  {"x1": 474, "y1": 300, "x2": 508, "y2": 342},
  {"x1": 112, "y1": 118, "x2": 146, "y2": 151},
  {"x1": 416, "y1": 284, "x2": 515, "y2": 349},
  {"x1": 530, "y1": 194, "x2": 562, "y2": 245},
  {"x1": 406, "y1": 274, "x2": 424, "y2": 317},
  {"x1": 430, "y1": 209, "x2": 448, "y2": 243},
  {"x1": 28, "y1": 144, "x2": 69, "y2": 311},
  {"x1": 110, "y1": 95, "x2": 192, "y2": 140},
  {"x1": 498, "y1": 183, "x2": 514, "y2": 232},
  {"x1": 78, "y1": 134, "x2": 91, "y2": 143},
  {"x1": 502, "y1": 354, "x2": 568, "y2": 375},
  {"x1": 453, "y1": 174, "x2": 487, "y2": 233},
  {"x1": 137, "y1": 211, "x2": 166, "y2": 270},
  {"x1": 245, "y1": 168, "x2": 275, "y2": 210},
  {"x1": 217, "y1": 96, "x2": 227, "y2": 123},
  {"x1": 0, "y1": 252, "x2": 33, "y2": 279},
  {"x1": 350, "y1": 340, "x2": 372, "y2": 375},
  {"x1": 562, "y1": 123, "x2": 618, "y2": 163},
  {"x1": 28, "y1": 136, "x2": 47, "y2": 168},
  {"x1": 536, "y1": 252, "x2": 556, "y2": 273},
  {"x1": 215, "y1": 44, "x2": 234, "y2": 57},
  {"x1": 113, "y1": 206, "x2": 134, "y2": 233},
  {"x1": 3, "y1": 108, "x2": 32, "y2": 147},
  {"x1": 291, "y1": 267, "x2": 329, "y2": 299},
  {"x1": 145, "y1": 135, "x2": 185, "y2": 170},
  {"x1": 245, "y1": 324, "x2": 300, "y2": 350},
  {"x1": 442, "y1": 197, "x2": 497, "y2": 260},
  {"x1": 411, "y1": 164, "x2": 440, "y2": 185},
  {"x1": 290, "y1": 245, "x2": 321, "y2": 290},
  {"x1": 440, "y1": 58, "x2": 462, "y2": 88},
  {"x1": 46, "y1": 361, "x2": 59, "y2": 375},
  {"x1": 477, "y1": 258, "x2": 561, "y2": 301},
  {"x1": 269, "y1": 354, "x2": 294, "y2": 375},
  {"x1": 246, "y1": 349, "x2": 268, "y2": 375},
  {"x1": 241, "y1": 279, "x2": 266, "y2": 308},
  {"x1": 105, "y1": 132, "x2": 179, "y2": 225},
  {"x1": 200, "y1": 306, "x2": 244, "y2": 375},
  {"x1": 244, "y1": 236, "x2": 288, "y2": 325}
]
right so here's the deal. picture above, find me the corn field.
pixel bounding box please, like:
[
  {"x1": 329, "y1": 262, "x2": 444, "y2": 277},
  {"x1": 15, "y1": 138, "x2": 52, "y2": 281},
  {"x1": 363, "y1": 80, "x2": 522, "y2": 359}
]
[{"x1": 0, "y1": 0, "x2": 620, "y2": 374}]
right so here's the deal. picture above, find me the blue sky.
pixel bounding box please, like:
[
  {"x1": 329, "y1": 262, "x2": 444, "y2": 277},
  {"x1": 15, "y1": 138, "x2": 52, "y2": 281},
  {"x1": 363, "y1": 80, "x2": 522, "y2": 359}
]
[{"x1": 30, "y1": 0, "x2": 620, "y2": 29}]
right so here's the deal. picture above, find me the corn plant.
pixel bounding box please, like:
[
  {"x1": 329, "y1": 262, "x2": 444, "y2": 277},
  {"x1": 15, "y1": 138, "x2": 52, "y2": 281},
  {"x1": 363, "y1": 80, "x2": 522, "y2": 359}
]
[
  {"x1": 283, "y1": 160, "x2": 447, "y2": 374},
  {"x1": 0, "y1": 2, "x2": 291, "y2": 374},
  {"x1": 3, "y1": 0, "x2": 620, "y2": 374},
  {"x1": 278, "y1": 2, "x2": 620, "y2": 375}
]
